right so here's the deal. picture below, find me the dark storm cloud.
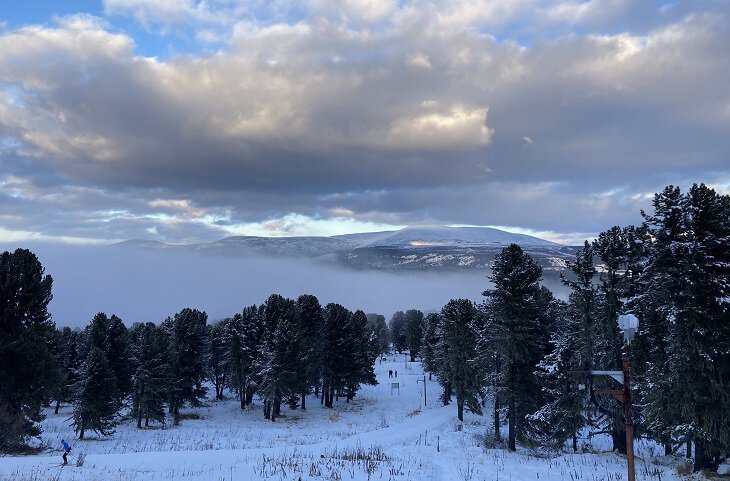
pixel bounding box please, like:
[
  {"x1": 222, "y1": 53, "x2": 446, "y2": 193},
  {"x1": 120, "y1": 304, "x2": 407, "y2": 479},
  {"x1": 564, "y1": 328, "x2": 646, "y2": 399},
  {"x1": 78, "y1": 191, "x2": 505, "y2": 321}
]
[{"x1": 0, "y1": 3, "x2": 729, "y2": 243}]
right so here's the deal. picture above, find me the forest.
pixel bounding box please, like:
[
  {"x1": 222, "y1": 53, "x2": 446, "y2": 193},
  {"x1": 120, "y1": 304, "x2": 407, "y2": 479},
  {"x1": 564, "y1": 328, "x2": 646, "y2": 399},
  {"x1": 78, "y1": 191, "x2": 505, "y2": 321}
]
[{"x1": 1, "y1": 183, "x2": 728, "y2": 474}]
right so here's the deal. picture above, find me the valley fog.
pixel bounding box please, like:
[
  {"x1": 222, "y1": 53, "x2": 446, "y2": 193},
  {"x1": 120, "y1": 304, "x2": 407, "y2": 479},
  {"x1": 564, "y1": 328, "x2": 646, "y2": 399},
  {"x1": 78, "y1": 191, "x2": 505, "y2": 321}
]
[{"x1": 1, "y1": 242, "x2": 568, "y2": 328}]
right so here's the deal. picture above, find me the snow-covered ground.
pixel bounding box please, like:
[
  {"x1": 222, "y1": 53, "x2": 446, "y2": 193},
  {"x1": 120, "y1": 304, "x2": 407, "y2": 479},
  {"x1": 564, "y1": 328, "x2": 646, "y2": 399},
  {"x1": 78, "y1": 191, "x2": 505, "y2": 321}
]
[{"x1": 1, "y1": 358, "x2": 695, "y2": 481}]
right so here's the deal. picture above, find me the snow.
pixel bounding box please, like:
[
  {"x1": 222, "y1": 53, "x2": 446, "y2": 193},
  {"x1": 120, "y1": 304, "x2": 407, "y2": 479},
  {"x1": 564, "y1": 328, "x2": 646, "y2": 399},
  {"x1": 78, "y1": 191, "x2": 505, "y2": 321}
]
[{"x1": 1, "y1": 359, "x2": 690, "y2": 481}]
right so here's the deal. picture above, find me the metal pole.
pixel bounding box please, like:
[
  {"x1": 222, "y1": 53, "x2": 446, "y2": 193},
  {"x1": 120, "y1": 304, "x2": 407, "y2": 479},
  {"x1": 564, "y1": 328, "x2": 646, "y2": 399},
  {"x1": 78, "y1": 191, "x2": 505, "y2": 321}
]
[
  {"x1": 423, "y1": 375, "x2": 427, "y2": 406},
  {"x1": 623, "y1": 346, "x2": 635, "y2": 481}
]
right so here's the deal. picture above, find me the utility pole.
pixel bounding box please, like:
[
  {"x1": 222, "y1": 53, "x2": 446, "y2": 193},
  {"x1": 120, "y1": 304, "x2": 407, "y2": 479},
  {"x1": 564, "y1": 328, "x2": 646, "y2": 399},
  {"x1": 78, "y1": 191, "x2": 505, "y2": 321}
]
[{"x1": 571, "y1": 314, "x2": 638, "y2": 481}]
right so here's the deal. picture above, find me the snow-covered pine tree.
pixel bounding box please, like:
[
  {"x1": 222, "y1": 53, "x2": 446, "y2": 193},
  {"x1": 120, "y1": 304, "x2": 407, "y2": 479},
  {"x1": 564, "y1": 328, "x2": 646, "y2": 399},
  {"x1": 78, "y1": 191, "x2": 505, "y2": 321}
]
[
  {"x1": 484, "y1": 244, "x2": 545, "y2": 451},
  {"x1": 593, "y1": 228, "x2": 632, "y2": 454},
  {"x1": 527, "y1": 303, "x2": 586, "y2": 452},
  {"x1": 421, "y1": 312, "x2": 453, "y2": 406},
  {"x1": 71, "y1": 345, "x2": 118, "y2": 439},
  {"x1": 297, "y1": 294, "x2": 324, "y2": 410},
  {"x1": 439, "y1": 298, "x2": 484, "y2": 422},
  {"x1": 342, "y1": 309, "x2": 378, "y2": 402},
  {"x1": 366, "y1": 313, "x2": 390, "y2": 357},
  {"x1": 320, "y1": 303, "x2": 351, "y2": 408},
  {"x1": 130, "y1": 322, "x2": 168, "y2": 428},
  {"x1": 259, "y1": 294, "x2": 301, "y2": 420},
  {"x1": 638, "y1": 184, "x2": 730, "y2": 470},
  {"x1": 208, "y1": 320, "x2": 229, "y2": 401},
  {"x1": 52, "y1": 327, "x2": 82, "y2": 414},
  {"x1": 162, "y1": 308, "x2": 209, "y2": 425},
  {"x1": 0, "y1": 248, "x2": 58, "y2": 451},
  {"x1": 225, "y1": 306, "x2": 264, "y2": 409}
]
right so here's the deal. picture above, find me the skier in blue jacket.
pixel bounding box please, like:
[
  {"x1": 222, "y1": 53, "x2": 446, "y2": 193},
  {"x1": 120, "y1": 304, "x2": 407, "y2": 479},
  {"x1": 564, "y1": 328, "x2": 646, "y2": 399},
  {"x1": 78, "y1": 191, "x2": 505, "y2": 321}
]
[{"x1": 61, "y1": 439, "x2": 71, "y2": 465}]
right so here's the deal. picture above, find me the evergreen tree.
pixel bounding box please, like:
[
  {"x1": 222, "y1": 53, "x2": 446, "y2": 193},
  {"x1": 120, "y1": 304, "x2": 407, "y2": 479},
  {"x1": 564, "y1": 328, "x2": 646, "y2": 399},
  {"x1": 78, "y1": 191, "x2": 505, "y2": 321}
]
[
  {"x1": 421, "y1": 312, "x2": 453, "y2": 406},
  {"x1": 163, "y1": 308, "x2": 209, "y2": 424},
  {"x1": 0, "y1": 249, "x2": 58, "y2": 451},
  {"x1": 527, "y1": 300, "x2": 586, "y2": 452},
  {"x1": 366, "y1": 313, "x2": 390, "y2": 356},
  {"x1": 130, "y1": 322, "x2": 168, "y2": 428},
  {"x1": 208, "y1": 320, "x2": 229, "y2": 401},
  {"x1": 484, "y1": 244, "x2": 545, "y2": 451},
  {"x1": 342, "y1": 309, "x2": 378, "y2": 402},
  {"x1": 639, "y1": 184, "x2": 730, "y2": 470},
  {"x1": 71, "y1": 345, "x2": 118, "y2": 439},
  {"x1": 440, "y1": 299, "x2": 483, "y2": 422},
  {"x1": 404, "y1": 309, "x2": 425, "y2": 362},
  {"x1": 320, "y1": 303, "x2": 351, "y2": 408},
  {"x1": 388, "y1": 311, "x2": 407, "y2": 353},
  {"x1": 52, "y1": 327, "x2": 82, "y2": 414},
  {"x1": 259, "y1": 294, "x2": 301, "y2": 421},
  {"x1": 83, "y1": 312, "x2": 131, "y2": 408},
  {"x1": 225, "y1": 306, "x2": 264, "y2": 409},
  {"x1": 297, "y1": 294, "x2": 324, "y2": 410}
]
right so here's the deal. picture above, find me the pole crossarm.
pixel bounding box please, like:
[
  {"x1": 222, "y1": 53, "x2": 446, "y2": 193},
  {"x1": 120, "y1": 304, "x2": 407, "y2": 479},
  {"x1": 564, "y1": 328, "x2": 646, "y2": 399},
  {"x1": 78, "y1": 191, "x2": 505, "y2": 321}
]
[{"x1": 593, "y1": 389, "x2": 625, "y2": 402}]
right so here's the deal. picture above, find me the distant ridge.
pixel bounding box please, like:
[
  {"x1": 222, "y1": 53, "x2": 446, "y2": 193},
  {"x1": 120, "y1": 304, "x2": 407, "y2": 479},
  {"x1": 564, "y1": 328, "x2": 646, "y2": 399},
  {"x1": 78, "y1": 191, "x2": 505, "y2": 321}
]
[{"x1": 349, "y1": 225, "x2": 559, "y2": 248}]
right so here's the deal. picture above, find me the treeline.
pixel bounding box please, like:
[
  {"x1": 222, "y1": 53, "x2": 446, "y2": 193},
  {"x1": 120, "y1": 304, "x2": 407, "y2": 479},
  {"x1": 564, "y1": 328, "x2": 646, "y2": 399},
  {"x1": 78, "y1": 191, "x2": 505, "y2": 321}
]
[
  {"x1": 2, "y1": 276, "x2": 381, "y2": 448},
  {"x1": 401, "y1": 183, "x2": 728, "y2": 472},
  {"x1": 1, "y1": 183, "x2": 728, "y2": 472}
]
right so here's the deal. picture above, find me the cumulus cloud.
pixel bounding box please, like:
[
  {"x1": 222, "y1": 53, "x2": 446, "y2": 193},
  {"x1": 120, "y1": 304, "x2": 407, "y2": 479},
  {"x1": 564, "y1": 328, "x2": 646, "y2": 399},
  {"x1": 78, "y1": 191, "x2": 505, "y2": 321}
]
[{"x1": 0, "y1": 2, "x2": 729, "y2": 244}]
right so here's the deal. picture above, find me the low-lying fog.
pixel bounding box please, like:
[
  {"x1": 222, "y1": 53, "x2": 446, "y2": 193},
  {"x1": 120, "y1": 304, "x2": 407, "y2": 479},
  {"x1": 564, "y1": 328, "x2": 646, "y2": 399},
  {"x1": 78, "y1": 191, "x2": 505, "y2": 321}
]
[{"x1": 2, "y1": 243, "x2": 568, "y2": 328}]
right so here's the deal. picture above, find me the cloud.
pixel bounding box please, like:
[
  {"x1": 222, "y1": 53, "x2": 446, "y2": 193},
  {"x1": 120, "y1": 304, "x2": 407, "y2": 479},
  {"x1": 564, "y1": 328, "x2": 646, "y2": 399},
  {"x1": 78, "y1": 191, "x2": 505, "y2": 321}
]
[{"x1": 0, "y1": 3, "x2": 729, "y2": 244}]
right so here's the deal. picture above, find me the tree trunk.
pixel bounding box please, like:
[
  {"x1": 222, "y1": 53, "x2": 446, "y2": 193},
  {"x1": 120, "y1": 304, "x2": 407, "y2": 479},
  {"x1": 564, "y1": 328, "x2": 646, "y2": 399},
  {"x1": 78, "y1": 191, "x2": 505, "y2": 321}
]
[
  {"x1": 494, "y1": 396, "x2": 501, "y2": 441},
  {"x1": 664, "y1": 443, "x2": 672, "y2": 456},
  {"x1": 457, "y1": 398, "x2": 464, "y2": 422},
  {"x1": 508, "y1": 395, "x2": 516, "y2": 451},
  {"x1": 686, "y1": 441, "x2": 692, "y2": 459},
  {"x1": 572, "y1": 433, "x2": 578, "y2": 453},
  {"x1": 79, "y1": 427, "x2": 85, "y2": 440},
  {"x1": 54, "y1": 399, "x2": 61, "y2": 414},
  {"x1": 301, "y1": 392, "x2": 306, "y2": 410},
  {"x1": 612, "y1": 422, "x2": 627, "y2": 454},
  {"x1": 137, "y1": 409, "x2": 143, "y2": 429},
  {"x1": 694, "y1": 441, "x2": 708, "y2": 472},
  {"x1": 263, "y1": 400, "x2": 271, "y2": 420}
]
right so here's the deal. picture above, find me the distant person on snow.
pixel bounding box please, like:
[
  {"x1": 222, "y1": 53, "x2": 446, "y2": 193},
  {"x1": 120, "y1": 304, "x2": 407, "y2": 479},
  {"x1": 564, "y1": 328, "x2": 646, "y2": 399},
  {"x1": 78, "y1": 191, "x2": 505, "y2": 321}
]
[{"x1": 61, "y1": 439, "x2": 71, "y2": 465}]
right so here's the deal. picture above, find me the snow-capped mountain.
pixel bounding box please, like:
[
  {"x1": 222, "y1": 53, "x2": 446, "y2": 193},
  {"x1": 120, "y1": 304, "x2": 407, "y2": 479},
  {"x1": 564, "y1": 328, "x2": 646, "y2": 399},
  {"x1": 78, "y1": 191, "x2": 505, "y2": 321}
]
[
  {"x1": 337, "y1": 225, "x2": 559, "y2": 248},
  {"x1": 115, "y1": 225, "x2": 578, "y2": 272}
]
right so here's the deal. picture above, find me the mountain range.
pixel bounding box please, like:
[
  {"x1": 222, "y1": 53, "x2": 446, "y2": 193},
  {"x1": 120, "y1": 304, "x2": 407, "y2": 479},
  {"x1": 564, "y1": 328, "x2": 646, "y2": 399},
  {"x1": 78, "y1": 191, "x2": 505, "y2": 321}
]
[{"x1": 117, "y1": 225, "x2": 579, "y2": 272}]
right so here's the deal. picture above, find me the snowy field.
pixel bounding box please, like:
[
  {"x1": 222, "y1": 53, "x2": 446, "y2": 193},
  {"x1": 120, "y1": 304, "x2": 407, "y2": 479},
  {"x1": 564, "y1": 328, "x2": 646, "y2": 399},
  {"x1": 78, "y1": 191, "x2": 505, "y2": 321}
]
[{"x1": 1, "y1": 358, "x2": 696, "y2": 481}]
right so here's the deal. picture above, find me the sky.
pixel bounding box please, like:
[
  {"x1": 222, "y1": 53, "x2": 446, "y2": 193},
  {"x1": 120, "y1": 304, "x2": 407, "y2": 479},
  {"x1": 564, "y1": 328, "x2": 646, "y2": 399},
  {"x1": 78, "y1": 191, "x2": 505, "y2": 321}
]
[{"x1": 1, "y1": 0, "x2": 729, "y2": 246}]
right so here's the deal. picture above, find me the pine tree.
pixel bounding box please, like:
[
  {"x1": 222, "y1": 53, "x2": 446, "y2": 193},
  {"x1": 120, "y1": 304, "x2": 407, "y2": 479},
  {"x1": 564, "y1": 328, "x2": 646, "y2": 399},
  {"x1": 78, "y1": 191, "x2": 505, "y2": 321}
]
[
  {"x1": 366, "y1": 313, "x2": 390, "y2": 356},
  {"x1": 208, "y1": 320, "x2": 229, "y2": 401},
  {"x1": 527, "y1": 300, "x2": 586, "y2": 452},
  {"x1": 320, "y1": 303, "x2": 351, "y2": 408},
  {"x1": 421, "y1": 312, "x2": 453, "y2": 406},
  {"x1": 130, "y1": 322, "x2": 168, "y2": 428},
  {"x1": 52, "y1": 327, "x2": 82, "y2": 414},
  {"x1": 259, "y1": 294, "x2": 301, "y2": 420},
  {"x1": 226, "y1": 305, "x2": 264, "y2": 409},
  {"x1": 404, "y1": 309, "x2": 425, "y2": 362},
  {"x1": 0, "y1": 249, "x2": 59, "y2": 451},
  {"x1": 637, "y1": 184, "x2": 730, "y2": 470},
  {"x1": 71, "y1": 345, "x2": 118, "y2": 439},
  {"x1": 440, "y1": 299, "x2": 483, "y2": 422},
  {"x1": 388, "y1": 311, "x2": 407, "y2": 353},
  {"x1": 83, "y1": 312, "x2": 131, "y2": 408},
  {"x1": 342, "y1": 309, "x2": 377, "y2": 402},
  {"x1": 163, "y1": 308, "x2": 209, "y2": 424},
  {"x1": 484, "y1": 244, "x2": 545, "y2": 451},
  {"x1": 297, "y1": 294, "x2": 324, "y2": 410}
]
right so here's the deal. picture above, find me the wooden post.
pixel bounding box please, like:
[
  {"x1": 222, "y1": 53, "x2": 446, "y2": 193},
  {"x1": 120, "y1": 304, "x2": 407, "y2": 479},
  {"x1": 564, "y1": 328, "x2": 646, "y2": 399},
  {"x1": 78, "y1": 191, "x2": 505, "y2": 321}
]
[{"x1": 623, "y1": 348, "x2": 635, "y2": 481}]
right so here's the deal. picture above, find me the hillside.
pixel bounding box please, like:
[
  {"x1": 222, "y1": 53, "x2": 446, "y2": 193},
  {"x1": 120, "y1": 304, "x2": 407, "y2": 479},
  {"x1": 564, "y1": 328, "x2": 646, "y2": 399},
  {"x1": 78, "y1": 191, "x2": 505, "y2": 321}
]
[{"x1": 0, "y1": 358, "x2": 685, "y2": 481}]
